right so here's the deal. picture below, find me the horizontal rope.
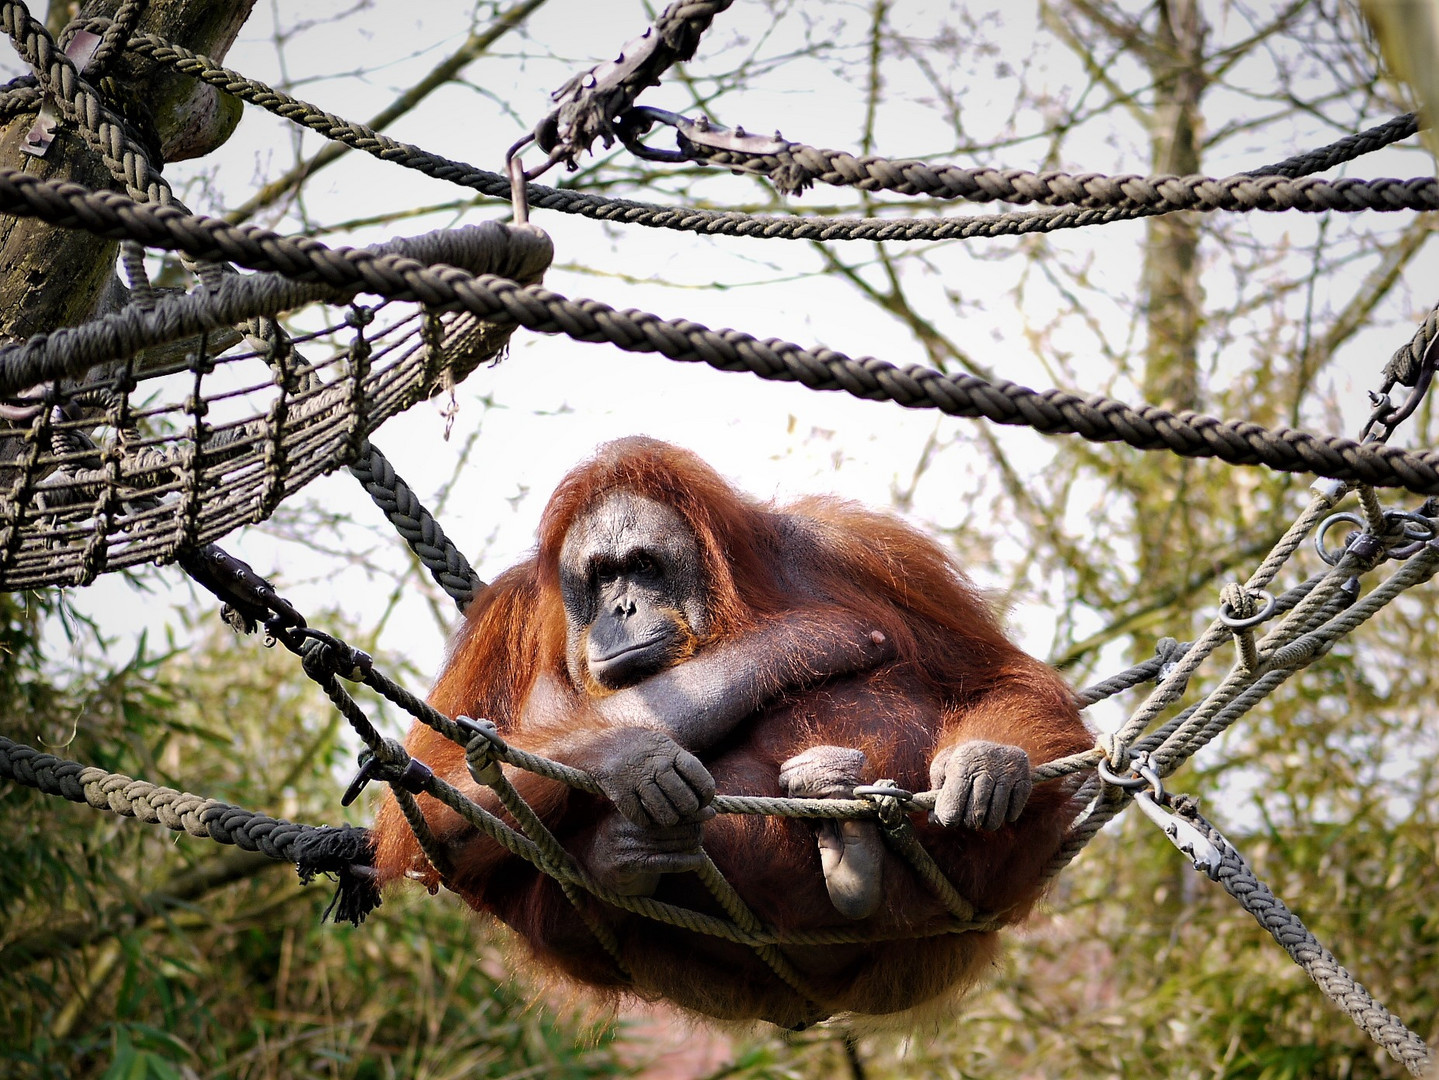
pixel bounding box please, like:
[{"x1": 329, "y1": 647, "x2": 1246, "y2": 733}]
[
  {"x1": 0, "y1": 735, "x2": 353, "y2": 862},
  {"x1": 123, "y1": 36, "x2": 1423, "y2": 243},
  {"x1": 3, "y1": 168, "x2": 1438, "y2": 497},
  {"x1": 688, "y1": 136, "x2": 1439, "y2": 211}
]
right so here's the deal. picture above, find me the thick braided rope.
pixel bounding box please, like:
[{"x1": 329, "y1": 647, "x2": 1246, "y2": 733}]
[
  {"x1": 1241, "y1": 113, "x2": 1419, "y2": 178},
  {"x1": 348, "y1": 439, "x2": 481, "y2": 610},
  {"x1": 4, "y1": 170, "x2": 1439, "y2": 498},
  {"x1": 1385, "y1": 299, "x2": 1439, "y2": 386},
  {"x1": 75, "y1": 0, "x2": 144, "y2": 76},
  {"x1": 0, "y1": 78, "x2": 40, "y2": 113},
  {"x1": 1186, "y1": 805, "x2": 1433, "y2": 1076},
  {"x1": 121, "y1": 36, "x2": 1422, "y2": 243},
  {"x1": 1, "y1": 1, "x2": 174, "y2": 207},
  {"x1": 690, "y1": 139, "x2": 1439, "y2": 212},
  {"x1": 0, "y1": 220, "x2": 548, "y2": 406},
  {"x1": 0, "y1": 734, "x2": 350, "y2": 861}
]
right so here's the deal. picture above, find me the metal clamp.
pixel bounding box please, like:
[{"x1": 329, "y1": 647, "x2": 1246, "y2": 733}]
[
  {"x1": 536, "y1": 28, "x2": 668, "y2": 157},
  {"x1": 1360, "y1": 335, "x2": 1439, "y2": 443},
  {"x1": 616, "y1": 106, "x2": 791, "y2": 163},
  {"x1": 1097, "y1": 754, "x2": 1222, "y2": 878},
  {"x1": 22, "y1": 30, "x2": 103, "y2": 158},
  {"x1": 456, "y1": 715, "x2": 506, "y2": 784},
  {"x1": 1379, "y1": 509, "x2": 1437, "y2": 560},
  {"x1": 341, "y1": 750, "x2": 433, "y2": 807},
  {"x1": 176, "y1": 543, "x2": 306, "y2": 638},
  {"x1": 1315, "y1": 509, "x2": 1435, "y2": 565}
]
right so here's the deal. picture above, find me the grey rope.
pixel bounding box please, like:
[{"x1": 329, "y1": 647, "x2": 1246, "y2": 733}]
[
  {"x1": 1242, "y1": 113, "x2": 1420, "y2": 178},
  {"x1": 682, "y1": 128, "x2": 1439, "y2": 210},
  {"x1": 5, "y1": 172, "x2": 1439, "y2": 499},
  {"x1": 348, "y1": 439, "x2": 482, "y2": 610},
  {"x1": 123, "y1": 35, "x2": 1423, "y2": 243},
  {"x1": 0, "y1": 734, "x2": 358, "y2": 862},
  {"x1": 1181, "y1": 801, "x2": 1432, "y2": 1077}
]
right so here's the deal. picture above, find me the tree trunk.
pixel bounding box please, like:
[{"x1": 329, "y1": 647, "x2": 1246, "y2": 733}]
[
  {"x1": 1140, "y1": 0, "x2": 1206, "y2": 415},
  {"x1": 0, "y1": 0, "x2": 254, "y2": 341}
]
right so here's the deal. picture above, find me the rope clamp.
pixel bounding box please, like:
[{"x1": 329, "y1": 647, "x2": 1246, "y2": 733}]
[
  {"x1": 22, "y1": 29, "x2": 102, "y2": 158},
  {"x1": 177, "y1": 543, "x2": 306, "y2": 637},
  {"x1": 457, "y1": 715, "x2": 505, "y2": 783},
  {"x1": 616, "y1": 106, "x2": 790, "y2": 163},
  {"x1": 455, "y1": 714, "x2": 500, "y2": 741},
  {"x1": 854, "y1": 780, "x2": 912, "y2": 827},
  {"x1": 341, "y1": 749, "x2": 433, "y2": 807},
  {"x1": 1315, "y1": 510, "x2": 1432, "y2": 566},
  {"x1": 1097, "y1": 754, "x2": 1222, "y2": 879},
  {"x1": 1378, "y1": 510, "x2": 1437, "y2": 560},
  {"x1": 1361, "y1": 335, "x2": 1439, "y2": 443},
  {"x1": 853, "y1": 783, "x2": 913, "y2": 802},
  {"x1": 534, "y1": 27, "x2": 667, "y2": 165}
]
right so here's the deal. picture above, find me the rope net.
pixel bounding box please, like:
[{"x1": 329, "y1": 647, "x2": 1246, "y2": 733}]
[{"x1": 0, "y1": 221, "x2": 549, "y2": 589}]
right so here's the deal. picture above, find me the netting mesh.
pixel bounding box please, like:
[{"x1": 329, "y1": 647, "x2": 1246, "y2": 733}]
[{"x1": 0, "y1": 223, "x2": 551, "y2": 589}]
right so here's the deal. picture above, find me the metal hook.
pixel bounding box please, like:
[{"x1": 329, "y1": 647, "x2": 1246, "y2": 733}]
[
  {"x1": 1098, "y1": 753, "x2": 1222, "y2": 877},
  {"x1": 503, "y1": 134, "x2": 569, "y2": 225},
  {"x1": 615, "y1": 106, "x2": 693, "y2": 162},
  {"x1": 504, "y1": 136, "x2": 533, "y2": 225}
]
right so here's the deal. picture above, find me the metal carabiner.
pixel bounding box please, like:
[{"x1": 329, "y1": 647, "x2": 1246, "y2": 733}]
[{"x1": 1098, "y1": 753, "x2": 1222, "y2": 878}]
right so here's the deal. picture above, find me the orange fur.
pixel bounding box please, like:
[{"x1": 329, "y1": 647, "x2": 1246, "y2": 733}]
[{"x1": 371, "y1": 438, "x2": 1091, "y2": 1028}]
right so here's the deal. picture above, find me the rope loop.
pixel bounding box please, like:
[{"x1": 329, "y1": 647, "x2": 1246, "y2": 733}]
[
  {"x1": 1095, "y1": 731, "x2": 1132, "y2": 776},
  {"x1": 459, "y1": 715, "x2": 506, "y2": 784},
  {"x1": 853, "y1": 779, "x2": 911, "y2": 827}
]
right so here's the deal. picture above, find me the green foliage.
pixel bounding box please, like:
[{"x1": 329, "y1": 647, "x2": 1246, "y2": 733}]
[{"x1": 0, "y1": 605, "x2": 629, "y2": 1080}]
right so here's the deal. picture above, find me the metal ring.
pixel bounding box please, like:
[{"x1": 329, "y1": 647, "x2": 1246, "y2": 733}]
[
  {"x1": 853, "y1": 784, "x2": 913, "y2": 802},
  {"x1": 1314, "y1": 512, "x2": 1365, "y2": 565},
  {"x1": 1388, "y1": 510, "x2": 1437, "y2": 540},
  {"x1": 1217, "y1": 589, "x2": 1276, "y2": 630},
  {"x1": 1096, "y1": 758, "x2": 1146, "y2": 789}
]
